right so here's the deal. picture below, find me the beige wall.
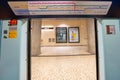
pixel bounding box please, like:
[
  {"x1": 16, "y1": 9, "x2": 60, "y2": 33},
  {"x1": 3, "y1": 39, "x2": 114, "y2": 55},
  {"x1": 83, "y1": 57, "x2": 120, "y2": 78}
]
[
  {"x1": 31, "y1": 19, "x2": 41, "y2": 56},
  {"x1": 41, "y1": 18, "x2": 88, "y2": 46},
  {"x1": 40, "y1": 18, "x2": 89, "y2": 55},
  {"x1": 41, "y1": 46, "x2": 88, "y2": 55},
  {"x1": 87, "y1": 19, "x2": 96, "y2": 54},
  {"x1": 31, "y1": 18, "x2": 96, "y2": 55}
]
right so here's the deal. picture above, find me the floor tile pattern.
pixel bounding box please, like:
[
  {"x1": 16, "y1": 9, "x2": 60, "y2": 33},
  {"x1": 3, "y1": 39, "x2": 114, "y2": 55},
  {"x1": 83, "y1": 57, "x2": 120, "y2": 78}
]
[{"x1": 31, "y1": 55, "x2": 96, "y2": 80}]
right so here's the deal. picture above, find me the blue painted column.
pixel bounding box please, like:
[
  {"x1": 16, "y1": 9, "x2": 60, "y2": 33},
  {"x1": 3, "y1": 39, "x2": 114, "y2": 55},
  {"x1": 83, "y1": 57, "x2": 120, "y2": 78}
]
[
  {"x1": 0, "y1": 19, "x2": 28, "y2": 80},
  {"x1": 99, "y1": 19, "x2": 120, "y2": 80}
]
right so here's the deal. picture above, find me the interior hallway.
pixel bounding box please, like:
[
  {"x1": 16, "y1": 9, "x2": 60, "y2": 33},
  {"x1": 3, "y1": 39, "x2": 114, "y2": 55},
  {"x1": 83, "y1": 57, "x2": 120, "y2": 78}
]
[{"x1": 31, "y1": 55, "x2": 96, "y2": 80}]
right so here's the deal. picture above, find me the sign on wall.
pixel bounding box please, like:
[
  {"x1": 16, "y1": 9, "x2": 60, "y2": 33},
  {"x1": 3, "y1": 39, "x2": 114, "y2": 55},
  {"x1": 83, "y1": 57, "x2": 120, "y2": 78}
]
[
  {"x1": 68, "y1": 27, "x2": 80, "y2": 43},
  {"x1": 8, "y1": 20, "x2": 18, "y2": 38},
  {"x1": 56, "y1": 27, "x2": 67, "y2": 43},
  {"x1": 8, "y1": 1, "x2": 112, "y2": 15},
  {"x1": 106, "y1": 25, "x2": 115, "y2": 34}
]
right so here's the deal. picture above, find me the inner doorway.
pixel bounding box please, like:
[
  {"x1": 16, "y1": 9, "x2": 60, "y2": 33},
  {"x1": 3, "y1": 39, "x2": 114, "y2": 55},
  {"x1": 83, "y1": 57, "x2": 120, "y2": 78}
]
[{"x1": 31, "y1": 18, "x2": 97, "y2": 80}]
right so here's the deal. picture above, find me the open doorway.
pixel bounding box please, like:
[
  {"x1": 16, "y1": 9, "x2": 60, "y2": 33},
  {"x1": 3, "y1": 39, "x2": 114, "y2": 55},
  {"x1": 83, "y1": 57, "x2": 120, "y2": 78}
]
[{"x1": 31, "y1": 18, "x2": 97, "y2": 80}]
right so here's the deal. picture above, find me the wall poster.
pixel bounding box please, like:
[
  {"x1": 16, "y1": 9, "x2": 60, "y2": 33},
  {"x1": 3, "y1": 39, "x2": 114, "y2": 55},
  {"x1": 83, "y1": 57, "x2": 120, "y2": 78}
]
[
  {"x1": 68, "y1": 27, "x2": 80, "y2": 43},
  {"x1": 56, "y1": 27, "x2": 67, "y2": 43},
  {"x1": 8, "y1": 20, "x2": 18, "y2": 38},
  {"x1": 106, "y1": 25, "x2": 115, "y2": 34}
]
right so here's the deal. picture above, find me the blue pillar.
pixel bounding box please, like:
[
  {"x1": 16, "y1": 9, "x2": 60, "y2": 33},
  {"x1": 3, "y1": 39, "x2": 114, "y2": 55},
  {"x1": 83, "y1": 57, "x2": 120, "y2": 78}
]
[{"x1": 0, "y1": 19, "x2": 28, "y2": 80}]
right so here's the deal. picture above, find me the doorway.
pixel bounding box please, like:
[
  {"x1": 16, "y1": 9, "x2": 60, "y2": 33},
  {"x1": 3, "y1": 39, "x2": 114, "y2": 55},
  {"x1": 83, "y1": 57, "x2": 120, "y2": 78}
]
[{"x1": 30, "y1": 18, "x2": 97, "y2": 80}]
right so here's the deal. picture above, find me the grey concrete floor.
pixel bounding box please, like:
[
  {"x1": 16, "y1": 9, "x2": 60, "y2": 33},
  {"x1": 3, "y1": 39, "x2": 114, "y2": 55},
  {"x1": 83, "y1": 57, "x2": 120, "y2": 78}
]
[{"x1": 31, "y1": 55, "x2": 96, "y2": 80}]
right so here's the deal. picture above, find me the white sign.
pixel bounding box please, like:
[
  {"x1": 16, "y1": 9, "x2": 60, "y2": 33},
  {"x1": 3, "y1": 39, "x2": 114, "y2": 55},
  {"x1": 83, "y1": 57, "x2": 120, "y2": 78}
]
[{"x1": 8, "y1": 1, "x2": 112, "y2": 15}]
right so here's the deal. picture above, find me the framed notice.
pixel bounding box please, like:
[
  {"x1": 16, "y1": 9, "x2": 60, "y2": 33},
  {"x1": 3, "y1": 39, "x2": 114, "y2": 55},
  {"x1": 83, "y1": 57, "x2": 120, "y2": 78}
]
[
  {"x1": 106, "y1": 25, "x2": 115, "y2": 34},
  {"x1": 68, "y1": 27, "x2": 80, "y2": 43},
  {"x1": 56, "y1": 27, "x2": 67, "y2": 43}
]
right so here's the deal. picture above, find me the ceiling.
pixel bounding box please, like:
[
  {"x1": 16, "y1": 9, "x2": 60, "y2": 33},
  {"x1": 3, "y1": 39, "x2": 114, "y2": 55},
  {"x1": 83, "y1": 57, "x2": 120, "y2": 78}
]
[{"x1": 0, "y1": 0, "x2": 120, "y2": 19}]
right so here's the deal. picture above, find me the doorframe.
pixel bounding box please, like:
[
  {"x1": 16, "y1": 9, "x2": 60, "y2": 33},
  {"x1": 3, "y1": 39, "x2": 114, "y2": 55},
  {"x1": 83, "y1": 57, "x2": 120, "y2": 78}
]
[
  {"x1": 94, "y1": 18, "x2": 100, "y2": 80},
  {"x1": 27, "y1": 18, "x2": 99, "y2": 80},
  {"x1": 27, "y1": 18, "x2": 31, "y2": 80}
]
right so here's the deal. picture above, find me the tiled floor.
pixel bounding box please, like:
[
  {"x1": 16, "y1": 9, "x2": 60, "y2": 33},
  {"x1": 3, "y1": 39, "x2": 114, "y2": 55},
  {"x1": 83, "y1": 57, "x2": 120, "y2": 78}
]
[{"x1": 31, "y1": 55, "x2": 96, "y2": 80}]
